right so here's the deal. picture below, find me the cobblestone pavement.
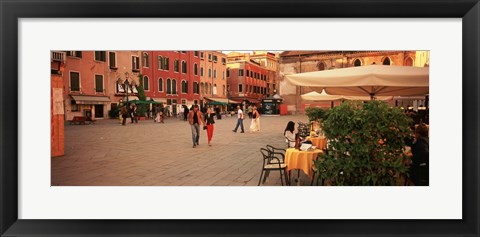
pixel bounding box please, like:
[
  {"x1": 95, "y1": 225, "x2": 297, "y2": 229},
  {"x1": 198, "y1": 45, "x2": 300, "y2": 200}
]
[{"x1": 52, "y1": 114, "x2": 313, "y2": 186}]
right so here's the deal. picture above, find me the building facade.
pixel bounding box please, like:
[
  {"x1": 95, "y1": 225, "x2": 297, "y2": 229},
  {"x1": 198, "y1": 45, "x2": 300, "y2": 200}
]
[
  {"x1": 141, "y1": 51, "x2": 201, "y2": 114},
  {"x1": 199, "y1": 51, "x2": 228, "y2": 109},
  {"x1": 61, "y1": 50, "x2": 142, "y2": 120},
  {"x1": 278, "y1": 51, "x2": 422, "y2": 113},
  {"x1": 226, "y1": 52, "x2": 269, "y2": 107}
]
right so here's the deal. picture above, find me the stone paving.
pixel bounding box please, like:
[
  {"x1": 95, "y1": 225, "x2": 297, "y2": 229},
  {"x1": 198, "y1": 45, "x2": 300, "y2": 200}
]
[{"x1": 52, "y1": 114, "x2": 313, "y2": 186}]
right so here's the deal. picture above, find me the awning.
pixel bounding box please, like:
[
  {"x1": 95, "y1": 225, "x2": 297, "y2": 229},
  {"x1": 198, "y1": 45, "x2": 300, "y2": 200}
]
[
  {"x1": 152, "y1": 98, "x2": 167, "y2": 103},
  {"x1": 204, "y1": 97, "x2": 241, "y2": 104},
  {"x1": 71, "y1": 95, "x2": 110, "y2": 105}
]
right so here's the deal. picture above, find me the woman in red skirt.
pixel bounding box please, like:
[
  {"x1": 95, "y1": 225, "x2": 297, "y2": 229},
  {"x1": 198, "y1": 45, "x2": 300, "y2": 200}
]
[{"x1": 205, "y1": 107, "x2": 215, "y2": 146}]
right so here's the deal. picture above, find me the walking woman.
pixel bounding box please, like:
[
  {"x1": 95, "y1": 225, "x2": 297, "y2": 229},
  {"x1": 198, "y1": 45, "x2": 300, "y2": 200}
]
[
  {"x1": 249, "y1": 106, "x2": 260, "y2": 132},
  {"x1": 205, "y1": 107, "x2": 215, "y2": 146}
]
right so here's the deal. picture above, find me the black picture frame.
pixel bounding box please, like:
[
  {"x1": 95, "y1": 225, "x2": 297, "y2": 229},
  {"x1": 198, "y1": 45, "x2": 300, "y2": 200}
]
[{"x1": 1, "y1": 0, "x2": 479, "y2": 236}]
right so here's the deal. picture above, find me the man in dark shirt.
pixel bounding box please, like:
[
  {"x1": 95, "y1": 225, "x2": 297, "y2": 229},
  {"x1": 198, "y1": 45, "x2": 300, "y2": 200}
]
[{"x1": 187, "y1": 105, "x2": 205, "y2": 148}]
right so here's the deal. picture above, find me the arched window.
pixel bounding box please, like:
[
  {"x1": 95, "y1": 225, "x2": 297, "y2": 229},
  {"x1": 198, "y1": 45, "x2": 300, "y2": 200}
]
[
  {"x1": 404, "y1": 57, "x2": 414, "y2": 66},
  {"x1": 172, "y1": 79, "x2": 177, "y2": 94},
  {"x1": 318, "y1": 62, "x2": 326, "y2": 71},
  {"x1": 181, "y1": 80, "x2": 188, "y2": 93},
  {"x1": 142, "y1": 52, "x2": 149, "y2": 68},
  {"x1": 174, "y1": 60, "x2": 179, "y2": 72},
  {"x1": 143, "y1": 76, "x2": 149, "y2": 91},
  {"x1": 181, "y1": 61, "x2": 187, "y2": 73},
  {"x1": 194, "y1": 64, "x2": 198, "y2": 75},
  {"x1": 158, "y1": 78, "x2": 163, "y2": 92},
  {"x1": 200, "y1": 82, "x2": 204, "y2": 94},
  {"x1": 166, "y1": 78, "x2": 171, "y2": 94},
  {"x1": 193, "y1": 82, "x2": 198, "y2": 94},
  {"x1": 354, "y1": 59, "x2": 362, "y2": 67},
  {"x1": 158, "y1": 56, "x2": 163, "y2": 69},
  {"x1": 200, "y1": 67, "x2": 204, "y2": 76},
  {"x1": 383, "y1": 57, "x2": 391, "y2": 65}
]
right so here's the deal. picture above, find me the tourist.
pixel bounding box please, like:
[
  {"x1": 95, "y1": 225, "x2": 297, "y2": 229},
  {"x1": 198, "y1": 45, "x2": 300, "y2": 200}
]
[
  {"x1": 154, "y1": 105, "x2": 159, "y2": 123},
  {"x1": 232, "y1": 105, "x2": 245, "y2": 133},
  {"x1": 183, "y1": 105, "x2": 189, "y2": 121},
  {"x1": 215, "y1": 106, "x2": 221, "y2": 120},
  {"x1": 129, "y1": 104, "x2": 135, "y2": 123},
  {"x1": 159, "y1": 105, "x2": 164, "y2": 123},
  {"x1": 121, "y1": 106, "x2": 128, "y2": 126},
  {"x1": 187, "y1": 104, "x2": 205, "y2": 148},
  {"x1": 205, "y1": 107, "x2": 215, "y2": 146},
  {"x1": 409, "y1": 123, "x2": 429, "y2": 186},
  {"x1": 249, "y1": 106, "x2": 260, "y2": 132},
  {"x1": 284, "y1": 121, "x2": 296, "y2": 148},
  {"x1": 133, "y1": 105, "x2": 138, "y2": 123},
  {"x1": 247, "y1": 105, "x2": 253, "y2": 119}
]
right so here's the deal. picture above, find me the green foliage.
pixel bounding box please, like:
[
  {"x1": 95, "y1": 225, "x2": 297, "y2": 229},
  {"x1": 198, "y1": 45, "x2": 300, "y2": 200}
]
[
  {"x1": 136, "y1": 74, "x2": 147, "y2": 116},
  {"x1": 108, "y1": 108, "x2": 119, "y2": 119},
  {"x1": 314, "y1": 101, "x2": 412, "y2": 186},
  {"x1": 305, "y1": 107, "x2": 328, "y2": 122}
]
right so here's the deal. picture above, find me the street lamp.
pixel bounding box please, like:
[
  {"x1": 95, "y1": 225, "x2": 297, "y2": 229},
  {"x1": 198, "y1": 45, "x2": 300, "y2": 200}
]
[{"x1": 124, "y1": 72, "x2": 130, "y2": 108}]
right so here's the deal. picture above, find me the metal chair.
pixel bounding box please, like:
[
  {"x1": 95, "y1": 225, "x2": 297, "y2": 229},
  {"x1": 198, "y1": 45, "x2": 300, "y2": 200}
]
[
  {"x1": 258, "y1": 148, "x2": 287, "y2": 186},
  {"x1": 266, "y1": 145, "x2": 290, "y2": 185}
]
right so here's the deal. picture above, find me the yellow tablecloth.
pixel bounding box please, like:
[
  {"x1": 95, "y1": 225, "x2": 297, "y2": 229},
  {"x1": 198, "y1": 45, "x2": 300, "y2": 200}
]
[
  {"x1": 306, "y1": 136, "x2": 327, "y2": 150},
  {"x1": 284, "y1": 148, "x2": 323, "y2": 178}
]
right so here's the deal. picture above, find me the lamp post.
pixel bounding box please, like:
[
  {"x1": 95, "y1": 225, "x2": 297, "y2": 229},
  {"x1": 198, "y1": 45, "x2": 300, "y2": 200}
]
[{"x1": 124, "y1": 72, "x2": 130, "y2": 108}]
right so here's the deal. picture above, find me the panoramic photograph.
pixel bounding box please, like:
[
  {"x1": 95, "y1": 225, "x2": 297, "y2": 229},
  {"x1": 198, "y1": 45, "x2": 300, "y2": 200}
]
[{"x1": 50, "y1": 50, "x2": 430, "y2": 186}]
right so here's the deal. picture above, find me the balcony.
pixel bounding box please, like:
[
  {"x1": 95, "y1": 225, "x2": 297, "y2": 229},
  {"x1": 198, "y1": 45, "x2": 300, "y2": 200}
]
[{"x1": 51, "y1": 51, "x2": 65, "y2": 62}]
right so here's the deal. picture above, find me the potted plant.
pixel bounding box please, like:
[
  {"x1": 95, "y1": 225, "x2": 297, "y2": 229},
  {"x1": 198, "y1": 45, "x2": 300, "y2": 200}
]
[{"x1": 313, "y1": 101, "x2": 412, "y2": 186}]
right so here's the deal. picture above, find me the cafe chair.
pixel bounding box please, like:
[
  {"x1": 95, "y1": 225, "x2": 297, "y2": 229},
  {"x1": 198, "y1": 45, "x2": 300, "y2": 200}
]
[
  {"x1": 258, "y1": 148, "x2": 288, "y2": 186},
  {"x1": 266, "y1": 145, "x2": 290, "y2": 185}
]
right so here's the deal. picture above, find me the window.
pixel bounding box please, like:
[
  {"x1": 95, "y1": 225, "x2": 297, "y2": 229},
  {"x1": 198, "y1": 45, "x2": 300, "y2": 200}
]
[
  {"x1": 226, "y1": 70, "x2": 230, "y2": 77},
  {"x1": 193, "y1": 82, "x2": 199, "y2": 94},
  {"x1": 208, "y1": 54, "x2": 212, "y2": 61},
  {"x1": 213, "y1": 69, "x2": 217, "y2": 78},
  {"x1": 158, "y1": 56, "x2": 163, "y2": 69},
  {"x1": 213, "y1": 55, "x2": 218, "y2": 62},
  {"x1": 200, "y1": 82, "x2": 204, "y2": 94},
  {"x1": 158, "y1": 78, "x2": 163, "y2": 92},
  {"x1": 246, "y1": 70, "x2": 250, "y2": 77},
  {"x1": 222, "y1": 58, "x2": 226, "y2": 65},
  {"x1": 213, "y1": 84, "x2": 217, "y2": 95},
  {"x1": 250, "y1": 71, "x2": 253, "y2": 77},
  {"x1": 174, "y1": 60, "x2": 179, "y2": 72},
  {"x1": 116, "y1": 80, "x2": 125, "y2": 93},
  {"x1": 94, "y1": 51, "x2": 106, "y2": 62},
  {"x1": 181, "y1": 80, "x2": 188, "y2": 93},
  {"x1": 238, "y1": 84, "x2": 243, "y2": 93},
  {"x1": 181, "y1": 51, "x2": 186, "y2": 54},
  {"x1": 239, "y1": 69, "x2": 244, "y2": 76},
  {"x1": 142, "y1": 52, "x2": 150, "y2": 68},
  {"x1": 383, "y1": 57, "x2": 391, "y2": 65},
  {"x1": 200, "y1": 52, "x2": 204, "y2": 59},
  {"x1": 66, "y1": 51, "x2": 82, "y2": 58},
  {"x1": 70, "y1": 72, "x2": 80, "y2": 92},
  {"x1": 143, "y1": 76, "x2": 149, "y2": 91},
  {"x1": 132, "y1": 56, "x2": 140, "y2": 71},
  {"x1": 172, "y1": 79, "x2": 177, "y2": 94},
  {"x1": 164, "y1": 57, "x2": 169, "y2": 70},
  {"x1": 194, "y1": 64, "x2": 198, "y2": 76},
  {"x1": 200, "y1": 67, "x2": 204, "y2": 76},
  {"x1": 222, "y1": 71, "x2": 225, "y2": 79},
  {"x1": 166, "y1": 79, "x2": 171, "y2": 94},
  {"x1": 95, "y1": 75, "x2": 103, "y2": 93},
  {"x1": 181, "y1": 61, "x2": 187, "y2": 73},
  {"x1": 208, "y1": 68, "x2": 211, "y2": 77},
  {"x1": 223, "y1": 85, "x2": 226, "y2": 95},
  {"x1": 109, "y1": 52, "x2": 117, "y2": 69},
  {"x1": 194, "y1": 51, "x2": 199, "y2": 57},
  {"x1": 354, "y1": 59, "x2": 361, "y2": 67}
]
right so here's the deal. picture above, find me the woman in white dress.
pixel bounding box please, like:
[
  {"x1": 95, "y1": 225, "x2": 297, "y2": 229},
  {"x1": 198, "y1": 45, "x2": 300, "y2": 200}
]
[{"x1": 249, "y1": 106, "x2": 261, "y2": 132}]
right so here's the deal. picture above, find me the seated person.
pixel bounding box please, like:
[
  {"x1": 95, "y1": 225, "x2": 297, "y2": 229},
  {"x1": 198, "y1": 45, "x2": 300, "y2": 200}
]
[
  {"x1": 409, "y1": 123, "x2": 429, "y2": 186},
  {"x1": 284, "y1": 121, "x2": 296, "y2": 148}
]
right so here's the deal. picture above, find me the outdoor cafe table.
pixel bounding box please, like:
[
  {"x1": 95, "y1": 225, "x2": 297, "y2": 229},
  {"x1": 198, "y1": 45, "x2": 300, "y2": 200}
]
[
  {"x1": 306, "y1": 136, "x2": 327, "y2": 150},
  {"x1": 284, "y1": 148, "x2": 323, "y2": 178}
]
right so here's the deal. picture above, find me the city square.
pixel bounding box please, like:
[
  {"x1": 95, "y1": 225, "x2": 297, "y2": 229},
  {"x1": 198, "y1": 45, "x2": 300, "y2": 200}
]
[
  {"x1": 52, "y1": 114, "x2": 311, "y2": 186},
  {"x1": 51, "y1": 50, "x2": 430, "y2": 186}
]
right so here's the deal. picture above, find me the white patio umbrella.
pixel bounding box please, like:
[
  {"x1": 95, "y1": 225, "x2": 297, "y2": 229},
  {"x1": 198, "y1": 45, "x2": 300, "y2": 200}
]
[
  {"x1": 286, "y1": 65, "x2": 429, "y2": 99},
  {"x1": 302, "y1": 90, "x2": 393, "y2": 101}
]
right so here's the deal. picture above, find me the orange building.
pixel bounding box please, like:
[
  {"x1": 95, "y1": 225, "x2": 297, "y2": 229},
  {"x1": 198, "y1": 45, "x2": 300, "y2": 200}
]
[
  {"x1": 199, "y1": 51, "x2": 228, "y2": 110},
  {"x1": 51, "y1": 51, "x2": 66, "y2": 157}
]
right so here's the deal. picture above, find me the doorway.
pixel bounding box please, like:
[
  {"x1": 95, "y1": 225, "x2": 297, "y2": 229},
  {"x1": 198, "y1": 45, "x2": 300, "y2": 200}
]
[{"x1": 94, "y1": 104, "x2": 104, "y2": 118}]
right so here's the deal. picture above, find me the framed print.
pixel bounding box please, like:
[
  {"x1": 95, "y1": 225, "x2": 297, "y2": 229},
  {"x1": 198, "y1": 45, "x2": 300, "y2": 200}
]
[{"x1": 1, "y1": 0, "x2": 479, "y2": 236}]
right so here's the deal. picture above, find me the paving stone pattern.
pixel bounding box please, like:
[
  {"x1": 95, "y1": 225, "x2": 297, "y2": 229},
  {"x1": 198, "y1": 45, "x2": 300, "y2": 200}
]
[{"x1": 52, "y1": 114, "x2": 313, "y2": 186}]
